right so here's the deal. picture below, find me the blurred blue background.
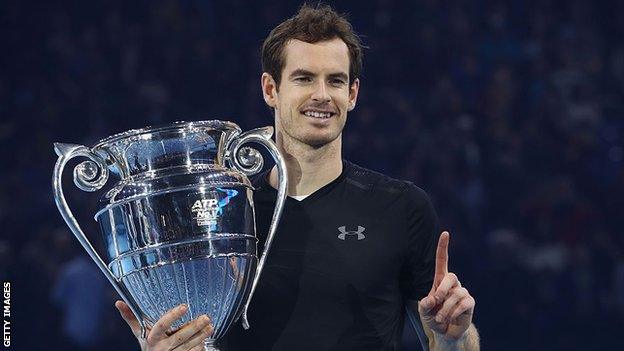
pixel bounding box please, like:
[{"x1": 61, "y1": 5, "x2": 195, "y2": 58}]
[{"x1": 1, "y1": 0, "x2": 623, "y2": 350}]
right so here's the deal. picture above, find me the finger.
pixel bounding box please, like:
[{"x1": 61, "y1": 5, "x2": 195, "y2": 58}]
[
  {"x1": 433, "y1": 272, "x2": 459, "y2": 303},
  {"x1": 169, "y1": 315, "x2": 212, "y2": 349},
  {"x1": 449, "y1": 296, "x2": 475, "y2": 325},
  {"x1": 434, "y1": 286, "x2": 469, "y2": 323},
  {"x1": 147, "y1": 304, "x2": 188, "y2": 344},
  {"x1": 433, "y1": 231, "x2": 450, "y2": 287},
  {"x1": 115, "y1": 300, "x2": 141, "y2": 338},
  {"x1": 172, "y1": 320, "x2": 215, "y2": 350}
]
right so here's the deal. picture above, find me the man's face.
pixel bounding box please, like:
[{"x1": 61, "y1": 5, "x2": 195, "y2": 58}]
[{"x1": 262, "y1": 38, "x2": 359, "y2": 148}]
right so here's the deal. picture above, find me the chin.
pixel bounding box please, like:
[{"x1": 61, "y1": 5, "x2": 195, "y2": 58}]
[{"x1": 299, "y1": 131, "x2": 341, "y2": 148}]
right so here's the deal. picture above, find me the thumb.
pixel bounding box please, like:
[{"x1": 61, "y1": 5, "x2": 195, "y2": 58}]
[
  {"x1": 115, "y1": 300, "x2": 141, "y2": 338},
  {"x1": 418, "y1": 294, "x2": 437, "y2": 317}
]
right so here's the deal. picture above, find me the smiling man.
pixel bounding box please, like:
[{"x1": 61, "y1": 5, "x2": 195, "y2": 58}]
[{"x1": 116, "y1": 4, "x2": 480, "y2": 351}]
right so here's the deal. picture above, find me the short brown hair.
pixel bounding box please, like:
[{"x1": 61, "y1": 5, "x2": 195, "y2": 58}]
[{"x1": 261, "y1": 3, "x2": 364, "y2": 88}]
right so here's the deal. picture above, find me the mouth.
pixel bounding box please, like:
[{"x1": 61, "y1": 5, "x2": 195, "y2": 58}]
[{"x1": 300, "y1": 109, "x2": 337, "y2": 119}]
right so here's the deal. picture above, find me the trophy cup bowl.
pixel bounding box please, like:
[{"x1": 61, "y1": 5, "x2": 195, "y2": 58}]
[{"x1": 52, "y1": 121, "x2": 287, "y2": 350}]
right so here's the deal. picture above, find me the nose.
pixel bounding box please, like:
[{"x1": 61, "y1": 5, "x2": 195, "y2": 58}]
[{"x1": 311, "y1": 81, "x2": 331, "y2": 103}]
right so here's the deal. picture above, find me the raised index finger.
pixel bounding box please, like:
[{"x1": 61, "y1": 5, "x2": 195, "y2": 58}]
[{"x1": 433, "y1": 231, "x2": 450, "y2": 287}]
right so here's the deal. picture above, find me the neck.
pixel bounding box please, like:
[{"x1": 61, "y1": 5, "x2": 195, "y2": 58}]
[{"x1": 268, "y1": 131, "x2": 343, "y2": 196}]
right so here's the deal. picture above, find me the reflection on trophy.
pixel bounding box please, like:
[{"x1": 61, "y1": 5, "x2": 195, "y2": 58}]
[{"x1": 52, "y1": 121, "x2": 288, "y2": 350}]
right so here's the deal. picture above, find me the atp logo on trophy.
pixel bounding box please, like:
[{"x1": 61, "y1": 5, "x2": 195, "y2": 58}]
[{"x1": 191, "y1": 197, "x2": 220, "y2": 227}]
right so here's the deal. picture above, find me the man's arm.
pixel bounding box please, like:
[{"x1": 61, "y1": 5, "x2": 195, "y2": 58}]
[
  {"x1": 427, "y1": 323, "x2": 480, "y2": 351},
  {"x1": 408, "y1": 232, "x2": 480, "y2": 351}
]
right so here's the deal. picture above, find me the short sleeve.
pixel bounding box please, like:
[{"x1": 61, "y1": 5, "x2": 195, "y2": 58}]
[{"x1": 399, "y1": 183, "x2": 440, "y2": 301}]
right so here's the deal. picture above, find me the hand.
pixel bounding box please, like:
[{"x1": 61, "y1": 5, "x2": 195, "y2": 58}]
[
  {"x1": 115, "y1": 300, "x2": 214, "y2": 351},
  {"x1": 418, "y1": 231, "x2": 475, "y2": 341}
]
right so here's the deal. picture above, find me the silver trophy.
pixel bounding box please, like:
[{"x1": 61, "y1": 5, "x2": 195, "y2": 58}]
[{"x1": 52, "y1": 121, "x2": 287, "y2": 350}]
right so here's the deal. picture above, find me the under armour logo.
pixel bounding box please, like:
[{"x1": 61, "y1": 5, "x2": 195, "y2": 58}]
[{"x1": 337, "y1": 226, "x2": 366, "y2": 240}]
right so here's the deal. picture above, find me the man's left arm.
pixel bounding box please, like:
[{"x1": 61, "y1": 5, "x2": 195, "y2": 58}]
[{"x1": 407, "y1": 231, "x2": 480, "y2": 351}]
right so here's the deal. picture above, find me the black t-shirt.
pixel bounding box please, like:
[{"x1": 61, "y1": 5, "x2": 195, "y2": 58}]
[{"x1": 222, "y1": 160, "x2": 439, "y2": 350}]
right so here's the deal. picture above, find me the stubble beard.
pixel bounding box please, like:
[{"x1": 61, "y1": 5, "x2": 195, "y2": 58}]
[{"x1": 278, "y1": 112, "x2": 345, "y2": 150}]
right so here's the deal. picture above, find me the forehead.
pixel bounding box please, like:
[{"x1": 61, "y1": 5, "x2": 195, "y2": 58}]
[{"x1": 282, "y1": 38, "x2": 350, "y2": 74}]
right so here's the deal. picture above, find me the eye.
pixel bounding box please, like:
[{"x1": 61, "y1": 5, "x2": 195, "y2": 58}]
[
  {"x1": 294, "y1": 76, "x2": 312, "y2": 83},
  {"x1": 330, "y1": 78, "x2": 347, "y2": 86}
]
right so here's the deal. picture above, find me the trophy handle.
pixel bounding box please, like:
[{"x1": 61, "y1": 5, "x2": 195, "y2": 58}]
[
  {"x1": 226, "y1": 126, "x2": 288, "y2": 329},
  {"x1": 52, "y1": 143, "x2": 148, "y2": 338}
]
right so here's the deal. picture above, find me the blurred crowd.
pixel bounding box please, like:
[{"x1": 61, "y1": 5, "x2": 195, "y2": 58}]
[{"x1": 1, "y1": 0, "x2": 623, "y2": 350}]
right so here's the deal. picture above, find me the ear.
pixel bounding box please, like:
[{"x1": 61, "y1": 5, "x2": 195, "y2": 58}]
[
  {"x1": 261, "y1": 73, "x2": 279, "y2": 109},
  {"x1": 348, "y1": 78, "x2": 360, "y2": 111}
]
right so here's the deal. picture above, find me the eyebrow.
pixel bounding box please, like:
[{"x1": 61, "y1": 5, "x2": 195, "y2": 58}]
[
  {"x1": 289, "y1": 69, "x2": 315, "y2": 78},
  {"x1": 289, "y1": 69, "x2": 349, "y2": 81}
]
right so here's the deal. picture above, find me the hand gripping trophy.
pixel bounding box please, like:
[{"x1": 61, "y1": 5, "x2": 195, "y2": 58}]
[{"x1": 52, "y1": 121, "x2": 287, "y2": 350}]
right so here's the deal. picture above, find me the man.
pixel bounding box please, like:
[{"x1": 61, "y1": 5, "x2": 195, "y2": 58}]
[{"x1": 116, "y1": 4, "x2": 480, "y2": 350}]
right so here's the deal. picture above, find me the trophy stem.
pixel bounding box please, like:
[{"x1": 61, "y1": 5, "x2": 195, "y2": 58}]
[{"x1": 204, "y1": 339, "x2": 220, "y2": 351}]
